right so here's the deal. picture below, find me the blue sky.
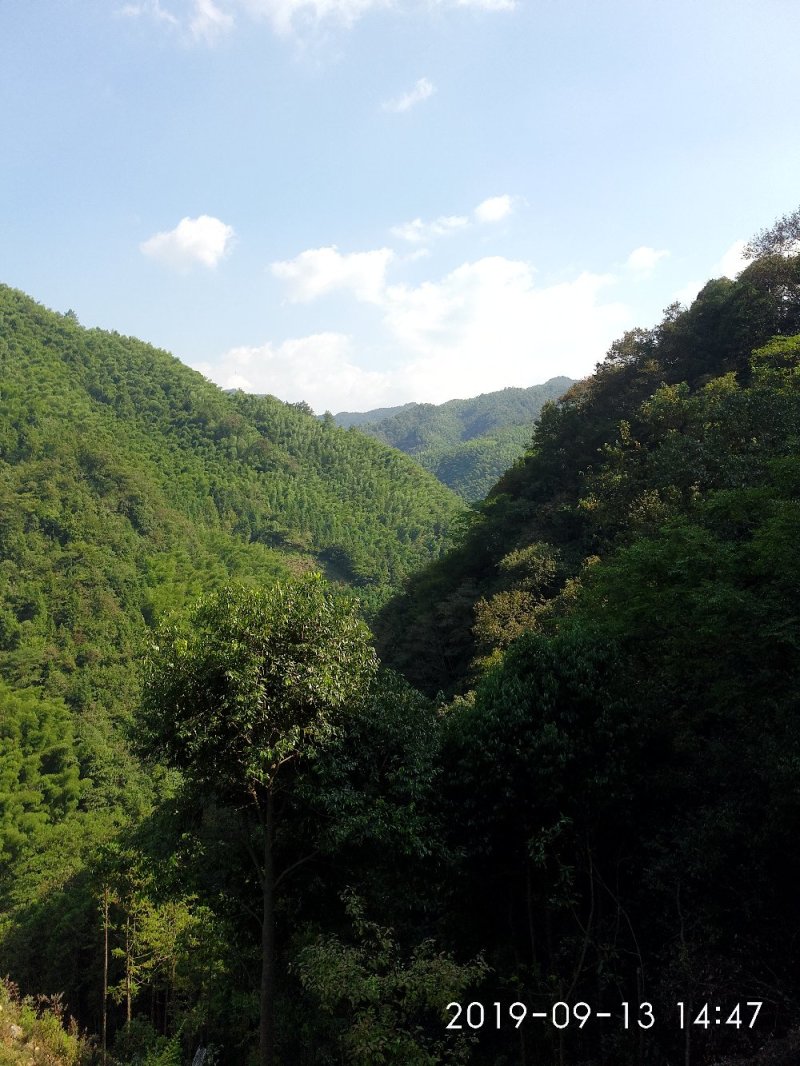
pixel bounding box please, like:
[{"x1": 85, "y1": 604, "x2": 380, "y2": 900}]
[{"x1": 2, "y1": 0, "x2": 799, "y2": 413}]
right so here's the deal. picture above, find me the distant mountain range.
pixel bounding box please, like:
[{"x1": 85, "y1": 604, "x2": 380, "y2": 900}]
[{"x1": 333, "y1": 378, "x2": 574, "y2": 500}]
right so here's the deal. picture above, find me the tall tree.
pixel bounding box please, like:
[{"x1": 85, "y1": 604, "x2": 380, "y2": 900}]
[{"x1": 140, "y1": 575, "x2": 377, "y2": 1066}]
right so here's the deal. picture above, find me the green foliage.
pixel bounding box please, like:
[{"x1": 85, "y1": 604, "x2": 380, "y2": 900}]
[
  {"x1": 371, "y1": 243, "x2": 800, "y2": 1062},
  {"x1": 0, "y1": 281, "x2": 461, "y2": 729},
  {"x1": 378, "y1": 252, "x2": 800, "y2": 693},
  {"x1": 0, "y1": 682, "x2": 82, "y2": 870},
  {"x1": 4, "y1": 232, "x2": 800, "y2": 1066},
  {"x1": 0, "y1": 979, "x2": 88, "y2": 1065},
  {"x1": 0, "y1": 284, "x2": 460, "y2": 1046},
  {"x1": 744, "y1": 204, "x2": 800, "y2": 258},
  {"x1": 306, "y1": 669, "x2": 441, "y2": 858},
  {"x1": 141, "y1": 575, "x2": 377, "y2": 794},
  {"x1": 140, "y1": 576, "x2": 380, "y2": 1066},
  {"x1": 294, "y1": 892, "x2": 487, "y2": 1065}
]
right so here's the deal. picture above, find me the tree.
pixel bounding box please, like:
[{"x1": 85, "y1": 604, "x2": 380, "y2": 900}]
[
  {"x1": 140, "y1": 575, "x2": 377, "y2": 1066},
  {"x1": 744, "y1": 204, "x2": 800, "y2": 258}
]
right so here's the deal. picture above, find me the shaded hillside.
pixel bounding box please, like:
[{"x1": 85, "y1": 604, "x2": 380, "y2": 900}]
[
  {"x1": 334, "y1": 378, "x2": 572, "y2": 500},
  {"x1": 375, "y1": 250, "x2": 800, "y2": 694}
]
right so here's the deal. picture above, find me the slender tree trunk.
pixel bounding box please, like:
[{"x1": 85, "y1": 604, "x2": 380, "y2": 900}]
[
  {"x1": 260, "y1": 789, "x2": 276, "y2": 1066},
  {"x1": 125, "y1": 915, "x2": 132, "y2": 1025},
  {"x1": 102, "y1": 887, "x2": 109, "y2": 1066}
]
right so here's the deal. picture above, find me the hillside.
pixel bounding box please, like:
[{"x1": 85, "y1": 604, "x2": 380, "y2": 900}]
[
  {"x1": 0, "y1": 282, "x2": 463, "y2": 807},
  {"x1": 357, "y1": 234, "x2": 800, "y2": 1065},
  {"x1": 333, "y1": 378, "x2": 572, "y2": 500},
  {"x1": 375, "y1": 249, "x2": 800, "y2": 694},
  {"x1": 0, "y1": 980, "x2": 86, "y2": 1065}
]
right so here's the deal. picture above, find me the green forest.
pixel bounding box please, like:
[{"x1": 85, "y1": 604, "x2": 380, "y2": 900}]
[
  {"x1": 333, "y1": 378, "x2": 573, "y2": 502},
  {"x1": 1, "y1": 208, "x2": 800, "y2": 1066}
]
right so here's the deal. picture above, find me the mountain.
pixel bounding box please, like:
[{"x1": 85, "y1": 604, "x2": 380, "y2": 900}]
[
  {"x1": 364, "y1": 244, "x2": 800, "y2": 1066},
  {"x1": 332, "y1": 402, "x2": 418, "y2": 428},
  {"x1": 333, "y1": 378, "x2": 573, "y2": 500},
  {"x1": 375, "y1": 252, "x2": 800, "y2": 695},
  {"x1": 0, "y1": 282, "x2": 463, "y2": 803}
]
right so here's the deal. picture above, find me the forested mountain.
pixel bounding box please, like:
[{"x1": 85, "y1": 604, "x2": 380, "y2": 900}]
[
  {"x1": 0, "y1": 279, "x2": 462, "y2": 789},
  {"x1": 0, "y1": 283, "x2": 464, "y2": 1064},
  {"x1": 333, "y1": 402, "x2": 418, "y2": 428},
  {"x1": 333, "y1": 378, "x2": 572, "y2": 500},
  {"x1": 3, "y1": 212, "x2": 800, "y2": 1066},
  {"x1": 376, "y1": 249, "x2": 800, "y2": 695},
  {"x1": 365, "y1": 230, "x2": 800, "y2": 1066}
]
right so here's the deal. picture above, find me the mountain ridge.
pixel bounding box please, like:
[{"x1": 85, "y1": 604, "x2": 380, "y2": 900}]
[{"x1": 333, "y1": 377, "x2": 574, "y2": 500}]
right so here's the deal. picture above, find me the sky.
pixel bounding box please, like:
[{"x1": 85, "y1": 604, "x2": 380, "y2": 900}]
[{"x1": 2, "y1": 1, "x2": 799, "y2": 414}]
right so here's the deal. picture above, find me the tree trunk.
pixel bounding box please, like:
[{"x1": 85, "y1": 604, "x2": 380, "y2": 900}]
[
  {"x1": 259, "y1": 790, "x2": 276, "y2": 1066},
  {"x1": 102, "y1": 887, "x2": 109, "y2": 1066},
  {"x1": 126, "y1": 915, "x2": 132, "y2": 1025}
]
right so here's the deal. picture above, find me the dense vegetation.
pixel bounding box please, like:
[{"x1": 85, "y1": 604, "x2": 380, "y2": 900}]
[
  {"x1": 0, "y1": 284, "x2": 462, "y2": 1062},
  {"x1": 369, "y1": 224, "x2": 800, "y2": 1063},
  {"x1": 0, "y1": 978, "x2": 88, "y2": 1064},
  {"x1": 334, "y1": 378, "x2": 572, "y2": 501},
  {"x1": 2, "y1": 209, "x2": 800, "y2": 1065},
  {"x1": 376, "y1": 248, "x2": 800, "y2": 695},
  {"x1": 0, "y1": 281, "x2": 462, "y2": 727}
]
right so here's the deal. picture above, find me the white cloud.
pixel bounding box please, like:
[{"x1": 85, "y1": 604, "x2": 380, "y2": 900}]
[
  {"x1": 450, "y1": 0, "x2": 516, "y2": 10},
  {"x1": 240, "y1": 0, "x2": 388, "y2": 35},
  {"x1": 257, "y1": 245, "x2": 633, "y2": 409},
  {"x1": 626, "y1": 245, "x2": 670, "y2": 278},
  {"x1": 124, "y1": 0, "x2": 510, "y2": 40},
  {"x1": 140, "y1": 215, "x2": 235, "y2": 270},
  {"x1": 271, "y1": 246, "x2": 394, "y2": 303},
  {"x1": 672, "y1": 238, "x2": 754, "y2": 307},
  {"x1": 190, "y1": 0, "x2": 235, "y2": 40},
  {"x1": 391, "y1": 194, "x2": 517, "y2": 246},
  {"x1": 198, "y1": 333, "x2": 397, "y2": 412},
  {"x1": 119, "y1": 0, "x2": 179, "y2": 26},
  {"x1": 381, "y1": 258, "x2": 628, "y2": 400},
  {"x1": 391, "y1": 215, "x2": 469, "y2": 244},
  {"x1": 383, "y1": 77, "x2": 436, "y2": 114},
  {"x1": 120, "y1": 0, "x2": 234, "y2": 40},
  {"x1": 716, "y1": 239, "x2": 752, "y2": 279},
  {"x1": 474, "y1": 194, "x2": 513, "y2": 224}
]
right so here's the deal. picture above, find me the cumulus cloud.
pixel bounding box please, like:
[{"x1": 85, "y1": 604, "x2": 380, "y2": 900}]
[
  {"x1": 381, "y1": 258, "x2": 628, "y2": 400},
  {"x1": 626, "y1": 245, "x2": 670, "y2": 278},
  {"x1": 391, "y1": 215, "x2": 469, "y2": 244},
  {"x1": 383, "y1": 77, "x2": 436, "y2": 114},
  {"x1": 716, "y1": 239, "x2": 752, "y2": 279},
  {"x1": 391, "y1": 194, "x2": 516, "y2": 247},
  {"x1": 240, "y1": 0, "x2": 388, "y2": 34},
  {"x1": 120, "y1": 0, "x2": 234, "y2": 39},
  {"x1": 120, "y1": 0, "x2": 179, "y2": 26},
  {"x1": 255, "y1": 245, "x2": 633, "y2": 409},
  {"x1": 474, "y1": 194, "x2": 513, "y2": 224},
  {"x1": 271, "y1": 246, "x2": 394, "y2": 303},
  {"x1": 190, "y1": 0, "x2": 234, "y2": 40},
  {"x1": 140, "y1": 215, "x2": 235, "y2": 270},
  {"x1": 197, "y1": 333, "x2": 397, "y2": 412}
]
